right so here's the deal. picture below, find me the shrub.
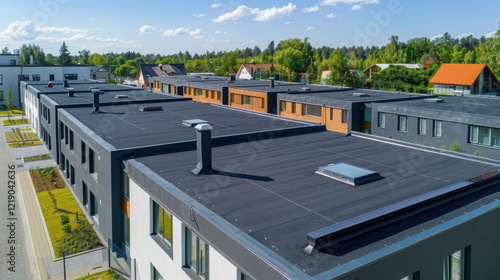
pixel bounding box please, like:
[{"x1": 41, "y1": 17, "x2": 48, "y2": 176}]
[
  {"x1": 60, "y1": 215, "x2": 70, "y2": 225},
  {"x1": 450, "y1": 140, "x2": 464, "y2": 153},
  {"x1": 42, "y1": 167, "x2": 55, "y2": 179},
  {"x1": 440, "y1": 145, "x2": 446, "y2": 150},
  {"x1": 474, "y1": 150, "x2": 482, "y2": 157},
  {"x1": 62, "y1": 224, "x2": 72, "y2": 234}
]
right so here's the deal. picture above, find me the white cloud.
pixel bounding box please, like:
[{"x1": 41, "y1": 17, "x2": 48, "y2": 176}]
[
  {"x1": 484, "y1": 30, "x2": 498, "y2": 38},
  {"x1": 321, "y1": 0, "x2": 379, "y2": 6},
  {"x1": 457, "y1": 32, "x2": 473, "y2": 39},
  {"x1": 0, "y1": 20, "x2": 87, "y2": 41},
  {"x1": 327, "y1": 13, "x2": 337, "y2": 18},
  {"x1": 285, "y1": 21, "x2": 291, "y2": 25},
  {"x1": 138, "y1": 25, "x2": 157, "y2": 34},
  {"x1": 430, "y1": 34, "x2": 444, "y2": 41},
  {"x1": 212, "y1": 5, "x2": 258, "y2": 23},
  {"x1": 306, "y1": 27, "x2": 315, "y2": 31},
  {"x1": 163, "y1": 28, "x2": 203, "y2": 38},
  {"x1": 212, "y1": 3, "x2": 296, "y2": 23},
  {"x1": 254, "y1": 3, "x2": 296, "y2": 21},
  {"x1": 302, "y1": 6, "x2": 320, "y2": 12},
  {"x1": 352, "y1": 5, "x2": 363, "y2": 10},
  {"x1": 210, "y1": 3, "x2": 221, "y2": 8},
  {"x1": 193, "y1": 14, "x2": 207, "y2": 17},
  {"x1": 215, "y1": 30, "x2": 227, "y2": 35}
]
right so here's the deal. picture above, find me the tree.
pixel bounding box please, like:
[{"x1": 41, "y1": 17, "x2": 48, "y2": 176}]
[
  {"x1": 1, "y1": 47, "x2": 8, "y2": 54},
  {"x1": 59, "y1": 41, "x2": 71, "y2": 65},
  {"x1": 77, "y1": 49, "x2": 91, "y2": 65},
  {"x1": 6, "y1": 87, "x2": 14, "y2": 120},
  {"x1": 19, "y1": 44, "x2": 45, "y2": 66},
  {"x1": 325, "y1": 50, "x2": 363, "y2": 87},
  {"x1": 218, "y1": 50, "x2": 239, "y2": 76}
]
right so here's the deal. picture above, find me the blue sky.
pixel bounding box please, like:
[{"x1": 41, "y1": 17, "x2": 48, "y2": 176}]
[{"x1": 0, "y1": 0, "x2": 498, "y2": 56}]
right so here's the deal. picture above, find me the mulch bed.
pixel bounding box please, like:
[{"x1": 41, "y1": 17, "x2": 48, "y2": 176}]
[{"x1": 29, "y1": 167, "x2": 66, "y2": 193}]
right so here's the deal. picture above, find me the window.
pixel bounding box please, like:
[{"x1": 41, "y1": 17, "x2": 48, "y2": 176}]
[
  {"x1": 89, "y1": 148, "x2": 98, "y2": 179},
  {"x1": 186, "y1": 228, "x2": 208, "y2": 280},
  {"x1": 196, "y1": 89, "x2": 203, "y2": 96},
  {"x1": 378, "y1": 112, "x2": 385, "y2": 128},
  {"x1": 433, "y1": 120, "x2": 442, "y2": 137},
  {"x1": 32, "y1": 74, "x2": 40, "y2": 81},
  {"x1": 231, "y1": 94, "x2": 235, "y2": 103},
  {"x1": 151, "y1": 264, "x2": 164, "y2": 280},
  {"x1": 66, "y1": 160, "x2": 70, "y2": 179},
  {"x1": 239, "y1": 271, "x2": 254, "y2": 280},
  {"x1": 81, "y1": 141, "x2": 86, "y2": 164},
  {"x1": 341, "y1": 110, "x2": 348, "y2": 123},
  {"x1": 302, "y1": 104, "x2": 322, "y2": 118},
  {"x1": 60, "y1": 122, "x2": 65, "y2": 140},
  {"x1": 65, "y1": 125, "x2": 69, "y2": 145},
  {"x1": 18, "y1": 74, "x2": 29, "y2": 81},
  {"x1": 153, "y1": 201, "x2": 173, "y2": 246},
  {"x1": 242, "y1": 95, "x2": 251, "y2": 105},
  {"x1": 216, "y1": 92, "x2": 221, "y2": 100},
  {"x1": 69, "y1": 130, "x2": 74, "y2": 150},
  {"x1": 60, "y1": 154, "x2": 66, "y2": 171},
  {"x1": 280, "y1": 101, "x2": 286, "y2": 112},
  {"x1": 70, "y1": 166, "x2": 75, "y2": 185},
  {"x1": 0, "y1": 74, "x2": 2, "y2": 85},
  {"x1": 64, "y1": 74, "x2": 78, "y2": 80},
  {"x1": 82, "y1": 182, "x2": 88, "y2": 206},
  {"x1": 90, "y1": 190, "x2": 98, "y2": 218},
  {"x1": 0, "y1": 91, "x2": 3, "y2": 101},
  {"x1": 470, "y1": 126, "x2": 500, "y2": 147},
  {"x1": 363, "y1": 108, "x2": 372, "y2": 123},
  {"x1": 443, "y1": 247, "x2": 469, "y2": 280},
  {"x1": 47, "y1": 108, "x2": 50, "y2": 124},
  {"x1": 122, "y1": 171, "x2": 130, "y2": 199},
  {"x1": 400, "y1": 271, "x2": 420, "y2": 280},
  {"x1": 49, "y1": 74, "x2": 54, "y2": 81},
  {"x1": 418, "y1": 118, "x2": 426, "y2": 135},
  {"x1": 398, "y1": 115, "x2": 408, "y2": 132},
  {"x1": 292, "y1": 102, "x2": 296, "y2": 113},
  {"x1": 10, "y1": 60, "x2": 16, "y2": 66},
  {"x1": 123, "y1": 212, "x2": 130, "y2": 246}
]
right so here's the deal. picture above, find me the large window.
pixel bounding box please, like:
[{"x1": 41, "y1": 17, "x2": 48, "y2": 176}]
[
  {"x1": 418, "y1": 118, "x2": 426, "y2": 135},
  {"x1": 0, "y1": 91, "x2": 3, "y2": 101},
  {"x1": 64, "y1": 74, "x2": 78, "y2": 80},
  {"x1": 302, "y1": 104, "x2": 322, "y2": 118},
  {"x1": 378, "y1": 112, "x2": 385, "y2": 128},
  {"x1": 341, "y1": 110, "x2": 348, "y2": 123},
  {"x1": 82, "y1": 182, "x2": 88, "y2": 206},
  {"x1": 398, "y1": 115, "x2": 408, "y2": 132},
  {"x1": 186, "y1": 228, "x2": 209, "y2": 280},
  {"x1": 433, "y1": 120, "x2": 442, "y2": 137},
  {"x1": 90, "y1": 190, "x2": 98, "y2": 219},
  {"x1": 122, "y1": 171, "x2": 130, "y2": 199},
  {"x1": 363, "y1": 108, "x2": 372, "y2": 123},
  {"x1": 280, "y1": 101, "x2": 286, "y2": 112},
  {"x1": 49, "y1": 74, "x2": 54, "y2": 81},
  {"x1": 123, "y1": 212, "x2": 130, "y2": 246},
  {"x1": 81, "y1": 141, "x2": 86, "y2": 164},
  {"x1": 242, "y1": 95, "x2": 251, "y2": 105},
  {"x1": 32, "y1": 74, "x2": 40, "y2": 81},
  {"x1": 153, "y1": 201, "x2": 173, "y2": 246},
  {"x1": 89, "y1": 148, "x2": 98, "y2": 179},
  {"x1": 470, "y1": 125, "x2": 500, "y2": 147},
  {"x1": 444, "y1": 248, "x2": 469, "y2": 280},
  {"x1": 151, "y1": 264, "x2": 164, "y2": 280}
]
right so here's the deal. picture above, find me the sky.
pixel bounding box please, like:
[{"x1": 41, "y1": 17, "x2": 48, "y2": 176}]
[{"x1": 0, "y1": 0, "x2": 498, "y2": 56}]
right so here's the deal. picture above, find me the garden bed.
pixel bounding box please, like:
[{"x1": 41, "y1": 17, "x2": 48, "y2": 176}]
[
  {"x1": 76, "y1": 269, "x2": 124, "y2": 280},
  {"x1": 3, "y1": 118, "x2": 30, "y2": 126},
  {"x1": 29, "y1": 167, "x2": 103, "y2": 258},
  {"x1": 24, "y1": 153, "x2": 52, "y2": 162},
  {"x1": 9, "y1": 141, "x2": 42, "y2": 148}
]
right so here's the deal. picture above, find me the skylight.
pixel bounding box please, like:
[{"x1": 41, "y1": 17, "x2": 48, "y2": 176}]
[
  {"x1": 181, "y1": 119, "x2": 209, "y2": 127},
  {"x1": 316, "y1": 162, "x2": 382, "y2": 186}
]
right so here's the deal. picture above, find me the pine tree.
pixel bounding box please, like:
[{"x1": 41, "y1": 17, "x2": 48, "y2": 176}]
[{"x1": 59, "y1": 41, "x2": 71, "y2": 65}]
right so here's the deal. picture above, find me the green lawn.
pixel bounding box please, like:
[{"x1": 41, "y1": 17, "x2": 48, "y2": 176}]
[
  {"x1": 0, "y1": 109, "x2": 22, "y2": 116},
  {"x1": 9, "y1": 141, "x2": 42, "y2": 148},
  {"x1": 22, "y1": 132, "x2": 39, "y2": 141},
  {"x1": 23, "y1": 153, "x2": 51, "y2": 162},
  {"x1": 76, "y1": 269, "x2": 123, "y2": 280},
  {"x1": 5, "y1": 131, "x2": 21, "y2": 142},
  {"x1": 3, "y1": 118, "x2": 30, "y2": 126},
  {"x1": 37, "y1": 187, "x2": 102, "y2": 258}
]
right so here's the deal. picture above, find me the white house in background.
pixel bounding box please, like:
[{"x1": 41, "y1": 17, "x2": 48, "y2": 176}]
[
  {"x1": 235, "y1": 63, "x2": 276, "y2": 80},
  {"x1": 90, "y1": 66, "x2": 116, "y2": 81},
  {"x1": 0, "y1": 65, "x2": 90, "y2": 107}
]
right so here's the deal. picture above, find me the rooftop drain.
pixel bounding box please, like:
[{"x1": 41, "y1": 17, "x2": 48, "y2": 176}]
[
  {"x1": 424, "y1": 98, "x2": 444, "y2": 103},
  {"x1": 304, "y1": 170, "x2": 500, "y2": 255},
  {"x1": 353, "y1": 92, "x2": 369, "y2": 97},
  {"x1": 181, "y1": 119, "x2": 209, "y2": 128},
  {"x1": 316, "y1": 162, "x2": 382, "y2": 186},
  {"x1": 114, "y1": 95, "x2": 129, "y2": 99},
  {"x1": 139, "y1": 106, "x2": 163, "y2": 112}
]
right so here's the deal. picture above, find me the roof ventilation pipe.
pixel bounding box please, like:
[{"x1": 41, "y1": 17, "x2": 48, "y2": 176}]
[
  {"x1": 90, "y1": 89, "x2": 101, "y2": 114},
  {"x1": 67, "y1": 88, "x2": 74, "y2": 97},
  {"x1": 230, "y1": 75, "x2": 236, "y2": 82},
  {"x1": 64, "y1": 80, "x2": 69, "y2": 87},
  {"x1": 269, "y1": 77, "x2": 275, "y2": 88},
  {"x1": 191, "y1": 124, "x2": 217, "y2": 175}
]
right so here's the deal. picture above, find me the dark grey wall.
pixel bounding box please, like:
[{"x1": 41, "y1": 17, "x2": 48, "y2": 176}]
[{"x1": 371, "y1": 104, "x2": 500, "y2": 159}]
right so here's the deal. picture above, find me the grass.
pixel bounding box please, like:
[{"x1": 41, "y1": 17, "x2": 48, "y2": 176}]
[
  {"x1": 5, "y1": 131, "x2": 21, "y2": 142},
  {"x1": 22, "y1": 132, "x2": 39, "y2": 141},
  {"x1": 0, "y1": 109, "x2": 23, "y2": 116},
  {"x1": 23, "y1": 153, "x2": 51, "y2": 162},
  {"x1": 76, "y1": 269, "x2": 123, "y2": 280},
  {"x1": 30, "y1": 168, "x2": 102, "y2": 258},
  {"x1": 20, "y1": 126, "x2": 32, "y2": 131},
  {"x1": 9, "y1": 141, "x2": 42, "y2": 148},
  {"x1": 3, "y1": 118, "x2": 30, "y2": 126}
]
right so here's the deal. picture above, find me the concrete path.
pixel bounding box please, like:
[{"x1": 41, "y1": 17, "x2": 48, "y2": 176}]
[{"x1": 0, "y1": 121, "x2": 37, "y2": 280}]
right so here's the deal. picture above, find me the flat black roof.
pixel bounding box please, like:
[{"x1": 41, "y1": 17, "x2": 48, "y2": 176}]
[
  {"x1": 30, "y1": 83, "x2": 142, "y2": 94},
  {"x1": 135, "y1": 131, "x2": 500, "y2": 275},
  {"x1": 62, "y1": 101, "x2": 318, "y2": 150},
  {"x1": 42, "y1": 90, "x2": 187, "y2": 106},
  {"x1": 374, "y1": 95, "x2": 500, "y2": 119},
  {"x1": 279, "y1": 88, "x2": 426, "y2": 105},
  {"x1": 230, "y1": 83, "x2": 345, "y2": 93}
]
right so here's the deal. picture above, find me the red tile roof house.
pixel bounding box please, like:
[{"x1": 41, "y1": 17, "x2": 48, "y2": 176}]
[{"x1": 430, "y1": 64, "x2": 500, "y2": 96}]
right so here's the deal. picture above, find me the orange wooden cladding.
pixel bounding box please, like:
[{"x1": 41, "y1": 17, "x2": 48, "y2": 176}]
[
  {"x1": 122, "y1": 196, "x2": 130, "y2": 218},
  {"x1": 184, "y1": 87, "x2": 221, "y2": 104},
  {"x1": 228, "y1": 88, "x2": 267, "y2": 113},
  {"x1": 279, "y1": 101, "x2": 348, "y2": 134}
]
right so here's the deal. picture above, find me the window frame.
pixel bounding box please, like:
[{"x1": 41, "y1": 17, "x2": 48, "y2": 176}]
[
  {"x1": 341, "y1": 110, "x2": 348, "y2": 123},
  {"x1": 418, "y1": 118, "x2": 426, "y2": 135},
  {"x1": 302, "y1": 104, "x2": 322, "y2": 118},
  {"x1": 433, "y1": 120, "x2": 442, "y2": 137},
  {"x1": 378, "y1": 112, "x2": 385, "y2": 128},
  {"x1": 398, "y1": 115, "x2": 408, "y2": 132},
  {"x1": 152, "y1": 201, "x2": 173, "y2": 247},
  {"x1": 185, "y1": 228, "x2": 209, "y2": 280},
  {"x1": 0, "y1": 74, "x2": 3, "y2": 85},
  {"x1": 242, "y1": 95, "x2": 251, "y2": 105}
]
